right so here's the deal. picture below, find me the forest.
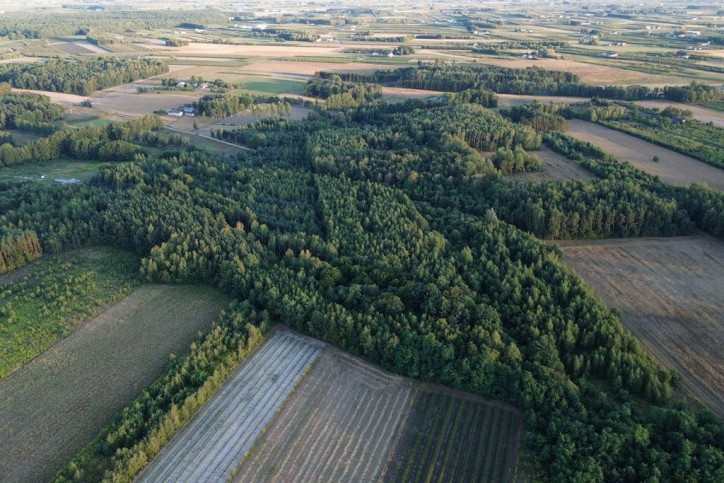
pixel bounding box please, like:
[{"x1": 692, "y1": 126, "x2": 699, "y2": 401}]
[
  {"x1": 0, "y1": 63, "x2": 721, "y2": 481},
  {"x1": 0, "y1": 57, "x2": 168, "y2": 96},
  {"x1": 0, "y1": 10, "x2": 228, "y2": 40}
]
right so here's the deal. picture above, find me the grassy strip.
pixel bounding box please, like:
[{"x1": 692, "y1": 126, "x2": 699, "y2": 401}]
[
  {"x1": 0, "y1": 247, "x2": 140, "y2": 379},
  {"x1": 54, "y1": 301, "x2": 269, "y2": 482}
]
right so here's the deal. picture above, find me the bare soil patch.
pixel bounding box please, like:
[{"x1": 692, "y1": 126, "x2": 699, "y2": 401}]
[
  {"x1": 0, "y1": 284, "x2": 231, "y2": 482},
  {"x1": 559, "y1": 235, "x2": 724, "y2": 417},
  {"x1": 237, "y1": 59, "x2": 402, "y2": 76},
  {"x1": 566, "y1": 119, "x2": 724, "y2": 190},
  {"x1": 236, "y1": 348, "x2": 416, "y2": 482}
]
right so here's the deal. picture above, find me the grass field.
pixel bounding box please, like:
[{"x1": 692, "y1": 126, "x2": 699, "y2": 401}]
[
  {"x1": 0, "y1": 158, "x2": 108, "y2": 184},
  {"x1": 237, "y1": 348, "x2": 416, "y2": 482},
  {"x1": 383, "y1": 388, "x2": 522, "y2": 483},
  {"x1": 508, "y1": 145, "x2": 594, "y2": 182},
  {"x1": 560, "y1": 236, "x2": 724, "y2": 417},
  {"x1": 566, "y1": 119, "x2": 724, "y2": 191},
  {"x1": 141, "y1": 331, "x2": 324, "y2": 482},
  {"x1": 0, "y1": 248, "x2": 139, "y2": 378},
  {"x1": 0, "y1": 283, "x2": 231, "y2": 482}
]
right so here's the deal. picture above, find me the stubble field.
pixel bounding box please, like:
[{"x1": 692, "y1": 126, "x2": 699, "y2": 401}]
[
  {"x1": 141, "y1": 331, "x2": 325, "y2": 483},
  {"x1": 236, "y1": 348, "x2": 416, "y2": 482},
  {"x1": 560, "y1": 236, "x2": 724, "y2": 417}
]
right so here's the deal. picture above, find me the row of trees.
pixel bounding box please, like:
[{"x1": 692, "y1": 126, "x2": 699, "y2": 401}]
[
  {"x1": 323, "y1": 64, "x2": 721, "y2": 102},
  {"x1": 0, "y1": 57, "x2": 168, "y2": 95}
]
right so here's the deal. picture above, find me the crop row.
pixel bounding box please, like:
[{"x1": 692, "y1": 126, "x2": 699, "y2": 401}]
[
  {"x1": 139, "y1": 331, "x2": 323, "y2": 482},
  {"x1": 384, "y1": 390, "x2": 522, "y2": 483}
]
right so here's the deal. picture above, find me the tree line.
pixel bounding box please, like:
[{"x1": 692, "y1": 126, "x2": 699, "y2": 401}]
[{"x1": 322, "y1": 64, "x2": 721, "y2": 102}]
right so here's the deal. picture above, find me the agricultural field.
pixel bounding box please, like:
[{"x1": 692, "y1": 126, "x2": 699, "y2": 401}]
[
  {"x1": 560, "y1": 236, "x2": 724, "y2": 417},
  {"x1": 140, "y1": 331, "x2": 324, "y2": 483},
  {"x1": 0, "y1": 283, "x2": 231, "y2": 482},
  {"x1": 0, "y1": 247, "x2": 139, "y2": 378},
  {"x1": 383, "y1": 389, "x2": 522, "y2": 483},
  {"x1": 236, "y1": 349, "x2": 416, "y2": 482},
  {"x1": 565, "y1": 119, "x2": 724, "y2": 191}
]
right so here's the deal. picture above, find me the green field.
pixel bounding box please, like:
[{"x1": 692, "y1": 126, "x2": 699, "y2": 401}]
[
  {"x1": 240, "y1": 76, "x2": 306, "y2": 96},
  {"x1": 383, "y1": 389, "x2": 522, "y2": 483},
  {"x1": 0, "y1": 247, "x2": 140, "y2": 378},
  {"x1": 0, "y1": 158, "x2": 108, "y2": 184},
  {"x1": 0, "y1": 283, "x2": 232, "y2": 482}
]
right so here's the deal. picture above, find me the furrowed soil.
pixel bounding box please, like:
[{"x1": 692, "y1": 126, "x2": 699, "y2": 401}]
[
  {"x1": 566, "y1": 119, "x2": 724, "y2": 191},
  {"x1": 140, "y1": 331, "x2": 324, "y2": 483},
  {"x1": 236, "y1": 348, "x2": 416, "y2": 482},
  {"x1": 559, "y1": 236, "x2": 724, "y2": 417},
  {"x1": 0, "y1": 284, "x2": 230, "y2": 482}
]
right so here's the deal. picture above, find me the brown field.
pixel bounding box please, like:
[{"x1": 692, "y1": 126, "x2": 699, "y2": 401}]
[
  {"x1": 11, "y1": 88, "x2": 88, "y2": 105},
  {"x1": 139, "y1": 42, "x2": 343, "y2": 58},
  {"x1": 559, "y1": 236, "x2": 724, "y2": 417},
  {"x1": 566, "y1": 119, "x2": 724, "y2": 190},
  {"x1": 508, "y1": 145, "x2": 593, "y2": 181},
  {"x1": 236, "y1": 348, "x2": 416, "y2": 482},
  {"x1": 466, "y1": 57, "x2": 678, "y2": 85},
  {"x1": 92, "y1": 93, "x2": 197, "y2": 118},
  {"x1": 634, "y1": 100, "x2": 724, "y2": 128},
  {"x1": 0, "y1": 284, "x2": 231, "y2": 482},
  {"x1": 236, "y1": 59, "x2": 402, "y2": 76}
]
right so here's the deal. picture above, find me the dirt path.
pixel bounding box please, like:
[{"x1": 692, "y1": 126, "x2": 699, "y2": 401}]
[
  {"x1": 0, "y1": 285, "x2": 230, "y2": 482},
  {"x1": 566, "y1": 119, "x2": 724, "y2": 190},
  {"x1": 559, "y1": 235, "x2": 724, "y2": 417}
]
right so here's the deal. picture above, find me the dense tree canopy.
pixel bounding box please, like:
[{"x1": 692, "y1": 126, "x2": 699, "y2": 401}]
[{"x1": 0, "y1": 80, "x2": 720, "y2": 482}]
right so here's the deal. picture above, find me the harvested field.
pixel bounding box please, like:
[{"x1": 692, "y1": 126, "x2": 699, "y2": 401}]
[
  {"x1": 141, "y1": 331, "x2": 324, "y2": 483},
  {"x1": 237, "y1": 349, "x2": 416, "y2": 482},
  {"x1": 566, "y1": 119, "x2": 724, "y2": 190},
  {"x1": 139, "y1": 42, "x2": 343, "y2": 58},
  {"x1": 11, "y1": 88, "x2": 88, "y2": 105},
  {"x1": 560, "y1": 236, "x2": 724, "y2": 417},
  {"x1": 383, "y1": 388, "x2": 522, "y2": 483},
  {"x1": 508, "y1": 145, "x2": 593, "y2": 181},
  {"x1": 0, "y1": 284, "x2": 230, "y2": 482},
  {"x1": 92, "y1": 93, "x2": 197, "y2": 118},
  {"x1": 236, "y1": 59, "x2": 402, "y2": 76}
]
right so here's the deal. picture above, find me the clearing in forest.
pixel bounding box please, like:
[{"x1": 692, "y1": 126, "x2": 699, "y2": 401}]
[
  {"x1": 560, "y1": 236, "x2": 724, "y2": 417},
  {"x1": 383, "y1": 388, "x2": 522, "y2": 483},
  {"x1": 236, "y1": 349, "x2": 416, "y2": 482},
  {"x1": 508, "y1": 144, "x2": 593, "y2": 182},
  {"x1": 565, "y1": 119, "x2": 724, "y2": 191},
  {"x1": 140, "y1": 331, "x2": 324, "y2": 483},
  {"x1": 0, "y1": 284, "x2": 231, "y2": 483}
]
